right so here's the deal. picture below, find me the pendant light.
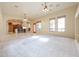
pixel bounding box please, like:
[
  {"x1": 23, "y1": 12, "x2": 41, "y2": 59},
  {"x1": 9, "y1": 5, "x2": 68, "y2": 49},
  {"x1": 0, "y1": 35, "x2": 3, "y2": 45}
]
[{"x1": 42, "y1": 2, "x2": 49, "y2": 12}]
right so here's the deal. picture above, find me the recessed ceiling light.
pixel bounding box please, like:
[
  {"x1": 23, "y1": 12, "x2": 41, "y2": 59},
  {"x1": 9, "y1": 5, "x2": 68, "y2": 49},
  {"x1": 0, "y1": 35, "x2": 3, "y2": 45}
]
[
  {"x1": 49, "y1": 4, "x2": 53, "y2": 7},
  {"x1": 56, "y1": 4, "x2": 60, "y2": 7},
  {"x1": 14, "y1": 5, "x2": 19, "y2": 8},
  {"x1": 41, "y1": 4, "x2": 44, "y2": 6}
]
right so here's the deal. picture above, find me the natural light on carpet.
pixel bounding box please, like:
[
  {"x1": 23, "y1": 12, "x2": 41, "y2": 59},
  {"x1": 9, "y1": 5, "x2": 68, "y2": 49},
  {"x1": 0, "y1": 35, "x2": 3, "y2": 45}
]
[
  {"x1": 31, "y1": 36, "x2": 39, "y2": 39},
  {"x1": 31, "y1": 35, "x2": 49, "y2": 42},
  {"x1": 39, "y1": 37, "x2": 49, "y2": 42}
]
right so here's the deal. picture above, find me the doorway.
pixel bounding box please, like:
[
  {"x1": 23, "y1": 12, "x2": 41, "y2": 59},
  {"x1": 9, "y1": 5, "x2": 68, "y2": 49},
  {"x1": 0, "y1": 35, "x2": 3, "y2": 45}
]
[{"x1": 8, "y1": 20, "x2": 22, "y2": 33}]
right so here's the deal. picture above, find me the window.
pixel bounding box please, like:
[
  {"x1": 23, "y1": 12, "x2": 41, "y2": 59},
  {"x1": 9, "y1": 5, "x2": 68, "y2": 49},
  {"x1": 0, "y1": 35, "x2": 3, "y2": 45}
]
[
  {"x1": 49, "y1": 19, "x2": 55, "y2": 31},
  {"x1": 36, "y1": 22, "x2": 41, "y2": 32},
  {"x1": 49, "y1": 16, "x2": 66, "y2": 32},
  {"x1": 57, "y1": 17, "x2": 65, "y2": 32}
]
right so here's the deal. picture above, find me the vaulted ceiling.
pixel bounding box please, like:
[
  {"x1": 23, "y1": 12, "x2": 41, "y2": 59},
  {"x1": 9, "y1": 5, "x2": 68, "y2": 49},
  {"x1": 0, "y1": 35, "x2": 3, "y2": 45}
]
[{"x1": 0, "y1": 2, "x2": 78, "y2": 20}]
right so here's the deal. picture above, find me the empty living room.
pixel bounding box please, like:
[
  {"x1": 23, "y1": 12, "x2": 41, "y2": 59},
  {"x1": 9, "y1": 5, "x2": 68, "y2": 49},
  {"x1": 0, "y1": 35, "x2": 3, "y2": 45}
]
[{"x1": 0, "y1": 0, "x2": 79, "y2": 58}]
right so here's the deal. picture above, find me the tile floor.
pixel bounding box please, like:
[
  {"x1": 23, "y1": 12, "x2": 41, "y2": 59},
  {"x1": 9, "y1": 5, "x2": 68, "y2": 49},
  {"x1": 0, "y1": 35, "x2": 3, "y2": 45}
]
[{"x1": 0, "y1": 33, "x2": 78, "y2": 57}]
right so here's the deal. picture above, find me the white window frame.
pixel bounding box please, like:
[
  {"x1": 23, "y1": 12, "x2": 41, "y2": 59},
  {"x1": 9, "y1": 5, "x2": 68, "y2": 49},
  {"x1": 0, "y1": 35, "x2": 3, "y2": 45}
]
[
  {"x1": 49, "y1": 18, "x2": 56, "y2": 32},
  {"x1": 57, "y1": 16, "x2": 66, "y2": 32}
]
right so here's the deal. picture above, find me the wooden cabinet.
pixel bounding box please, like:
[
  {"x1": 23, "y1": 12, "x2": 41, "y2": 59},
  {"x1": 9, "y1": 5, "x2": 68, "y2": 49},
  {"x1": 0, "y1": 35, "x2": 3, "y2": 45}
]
[{"x1": 8, "y1": 19, "x2": 22, "y2": 33}]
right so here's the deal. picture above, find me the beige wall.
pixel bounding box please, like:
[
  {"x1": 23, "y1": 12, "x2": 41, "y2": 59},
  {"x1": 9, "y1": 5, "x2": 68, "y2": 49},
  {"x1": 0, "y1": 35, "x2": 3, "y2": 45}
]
[
  {"x1": 75, "y1": 16, "x2": 79, "y2": 41},
  {"x1": 75, "y1": 5, "x2": 79, "y2": 42},
  {"x1": 0, "y1": 8, "x2": 4, "y2": 35},
  {"x1": 32, "y1": 5, "x2": 77, "y2": 39}
]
